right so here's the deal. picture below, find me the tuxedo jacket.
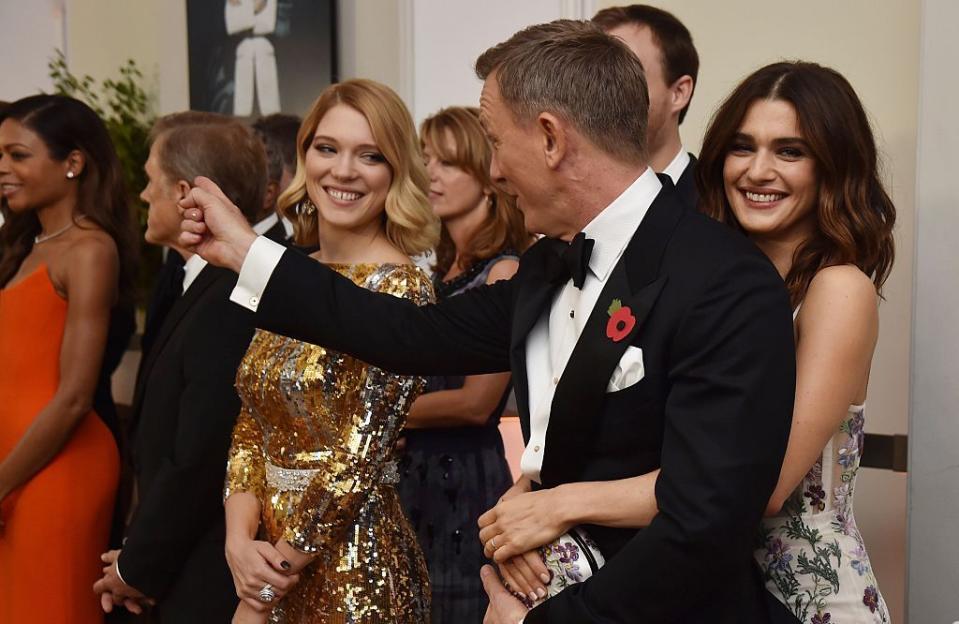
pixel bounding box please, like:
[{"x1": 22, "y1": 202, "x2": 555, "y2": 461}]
[
  {"x1": 119, "y1": 265, "x2": 254, "y2": 622},
  {"x1": 252, "y1": 182, "x2": 796, "y2": 623},
  {"x1": 675, "y1": 153, "x2": 699, "y2": 210}
]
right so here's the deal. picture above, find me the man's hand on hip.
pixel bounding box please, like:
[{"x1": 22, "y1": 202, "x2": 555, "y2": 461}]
[{"x1": 179, "y1": 175, "x2": 258, "y2": 273}]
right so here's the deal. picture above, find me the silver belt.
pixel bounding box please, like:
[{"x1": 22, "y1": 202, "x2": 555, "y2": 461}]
[{"x1": 265, "y1": 460, "x2": 400, "y2": 492}]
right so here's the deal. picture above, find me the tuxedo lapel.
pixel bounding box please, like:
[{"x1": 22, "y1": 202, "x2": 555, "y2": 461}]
[
  {"x1": 540, "y1": 183, "x2": 686, "y2": 485},
  {"x1": 131, "y1": 266, "x2": 220, "y2": 422},
  {"x1": 509, "y1": 238, "x2": 565, "y2": 438}
]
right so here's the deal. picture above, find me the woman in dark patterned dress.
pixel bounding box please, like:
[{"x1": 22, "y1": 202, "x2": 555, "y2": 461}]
[{"x1": 397, "y1": 106, "x2": 533, "y2": 623}]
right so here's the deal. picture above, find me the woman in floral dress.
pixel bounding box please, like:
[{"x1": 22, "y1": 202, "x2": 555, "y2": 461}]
[{"x1": 696, "y1": 61, "x2": 895, "y2": 623}]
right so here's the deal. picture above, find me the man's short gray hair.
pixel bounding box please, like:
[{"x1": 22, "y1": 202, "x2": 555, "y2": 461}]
[{"x1": 475, "y1": 19, "x2": 648, "y2": 164}]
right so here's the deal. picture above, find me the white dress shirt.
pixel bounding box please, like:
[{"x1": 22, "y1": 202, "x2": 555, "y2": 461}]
[
  {"x1": 661, "y1": 146, "x2": 691, "y2": 186},
  {"x1": 229, "y1": 169, "x2": 663, "y2": 485},
  {"x1": 182, "y1": 253, "x2": 208, "y2": 294},
  {"x1": 520, "y1": 168, "x2": 661, "y2": 483}
]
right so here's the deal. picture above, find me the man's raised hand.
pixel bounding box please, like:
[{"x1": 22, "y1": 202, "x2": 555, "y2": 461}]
[{"x1": 179, "y1": 176, "x2": 258, "y2": 273}]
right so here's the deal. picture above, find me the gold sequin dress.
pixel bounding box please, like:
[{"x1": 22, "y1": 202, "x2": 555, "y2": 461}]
[{"x1": 225, "y1": 263, "x2": 434, "y2": 623}]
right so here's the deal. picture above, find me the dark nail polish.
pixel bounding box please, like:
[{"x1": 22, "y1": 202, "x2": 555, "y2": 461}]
[{"x1": 280, "y1": 560, "x2": 291, "y2": 570}]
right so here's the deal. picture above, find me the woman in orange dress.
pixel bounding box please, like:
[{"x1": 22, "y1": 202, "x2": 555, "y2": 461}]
[{"x1": 0, "y1": 94, "x2": 137, "y2": 623}]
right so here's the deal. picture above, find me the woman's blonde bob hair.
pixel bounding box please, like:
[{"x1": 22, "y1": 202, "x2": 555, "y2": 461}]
[{"x1": 278, "y1": 79, "x2": 439, "y2": 255}]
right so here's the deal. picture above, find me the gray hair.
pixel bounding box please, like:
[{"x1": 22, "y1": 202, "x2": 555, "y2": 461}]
[
  {"x1": 153, "y1": 118, "x2": 266, "y2": 224},
  {"x1": 475, "y1": 19, "x2": 649, "y2": 163}
]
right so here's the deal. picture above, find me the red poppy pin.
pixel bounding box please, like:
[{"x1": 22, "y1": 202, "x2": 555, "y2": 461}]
[{"x1": 606, "y1": 299, "x2": 636, "y2": 342}]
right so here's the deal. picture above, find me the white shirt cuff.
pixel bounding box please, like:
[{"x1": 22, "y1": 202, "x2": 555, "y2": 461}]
[
  {"x1": 115, "y1": 559, "x2": 129, "y2": 586},
  {"x1": 229, "y1": 235, "x2": 286, "y2": 311}
]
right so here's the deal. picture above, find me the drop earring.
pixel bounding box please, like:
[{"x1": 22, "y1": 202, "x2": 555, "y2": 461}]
[{"x1": 298, "y1": 198, "x2": 317, "y2": 215}]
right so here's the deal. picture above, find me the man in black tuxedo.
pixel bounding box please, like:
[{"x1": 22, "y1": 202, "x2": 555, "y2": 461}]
[
  {"x1": 94, "y1": 116, "x2": 266, "y2": 622},
  {"x1": 594, "y1": 4, "x2": 700, "y2": 208},
  {"x1": 179, "y1": 20, "x2": 795, "y2": 624}
]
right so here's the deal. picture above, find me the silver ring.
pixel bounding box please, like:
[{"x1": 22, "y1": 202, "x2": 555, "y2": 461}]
[
  {"x1": 258, "y1": 584, "x2": 276, "y2": 603},
  {"x1": 489, "y1": 536, "x2": 499, "y2": 551}
]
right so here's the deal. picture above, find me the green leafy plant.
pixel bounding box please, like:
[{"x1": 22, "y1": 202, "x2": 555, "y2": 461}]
[{"x1": 48, "y1": 50, "x2": 159, "y2": 302}]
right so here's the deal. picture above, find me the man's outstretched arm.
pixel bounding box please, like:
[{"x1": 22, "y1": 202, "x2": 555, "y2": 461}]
[{"x1": 179, "y1": 176, "x2": 515, "y2": 376}]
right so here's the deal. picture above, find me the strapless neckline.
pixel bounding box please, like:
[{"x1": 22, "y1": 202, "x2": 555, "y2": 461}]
[{"x1": 2, "y1": 263, "x2": 50, "y2": 292}]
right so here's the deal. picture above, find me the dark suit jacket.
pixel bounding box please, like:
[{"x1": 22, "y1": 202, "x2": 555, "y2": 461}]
[
  {"x1": 251, "y1": 182, "x2": 796, "y2": 623},
  {"x1": 674, "y1": 153, "x2": 699, "y2": 210},
  {"x1": 118, "y1": 265, "x2": 254, "y2": 622}
]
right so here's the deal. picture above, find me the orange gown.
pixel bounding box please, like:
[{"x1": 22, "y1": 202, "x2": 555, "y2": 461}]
[{"x1": 0, "y1": 266, "x2": 120, "y2": 623}]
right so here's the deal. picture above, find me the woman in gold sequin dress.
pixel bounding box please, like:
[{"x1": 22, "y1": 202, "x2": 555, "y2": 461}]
[{"x1": 222, "y1": 79, "x2": 440, "y2": 624}]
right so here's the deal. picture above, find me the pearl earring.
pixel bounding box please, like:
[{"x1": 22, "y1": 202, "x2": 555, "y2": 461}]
[{"x1": 66, "y1": 171, "x2": 75, "y2": 179}]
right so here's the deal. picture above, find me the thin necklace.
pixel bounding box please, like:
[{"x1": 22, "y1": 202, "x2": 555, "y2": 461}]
[{"x1": 35, "y1": 215, "x2": 85, "y2": 245}]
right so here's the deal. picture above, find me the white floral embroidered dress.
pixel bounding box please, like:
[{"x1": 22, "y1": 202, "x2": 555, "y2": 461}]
[{"x1": 755, "y1": 311, "x2": 890, "y2": 624}]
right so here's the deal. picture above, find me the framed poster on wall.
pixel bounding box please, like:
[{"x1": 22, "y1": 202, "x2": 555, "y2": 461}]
[{"x1": 186, "y1": 0, "x2": 337, "y2": 118}]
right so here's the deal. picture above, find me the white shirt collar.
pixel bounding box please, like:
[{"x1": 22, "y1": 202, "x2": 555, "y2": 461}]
[
  {"x1": 182, "y1": 253, "x2": 208, "y2": 294},
  {"x1": 252, "y1": 212, "x2": 279, "y2": 235},
  {"x1": 581, "y1": 167, "x2": 662, "y2": 282},
  {"x1": 662, "y1": 146, "x2": 691, "y2": 185},
  {"x1": 252, "y1": 212, "x2": 294, "y2": 238}
]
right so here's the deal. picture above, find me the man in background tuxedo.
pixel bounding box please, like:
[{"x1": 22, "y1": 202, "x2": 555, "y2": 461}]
[
  {"x1": 94, "y1": 116, "x2": 265, "y2": 622},
  {"x1": 594, "y1": 4, "x2": 700, "y2": 208},
  {"x1": 178, "y1": 20, "x2": 796, "y2": 624},
  {"x1": 251, "y1": 113, "x2": 300, "y2": 243}
]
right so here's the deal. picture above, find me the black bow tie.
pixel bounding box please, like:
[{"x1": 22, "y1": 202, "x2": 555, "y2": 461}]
[{"x1": 546, "y1": 232, "x2": 595, "y2": 289}]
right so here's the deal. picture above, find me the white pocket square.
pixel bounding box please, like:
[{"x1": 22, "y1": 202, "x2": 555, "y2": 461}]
[{"x1": 606, "y1": 346, "x2": 645, "y2": 393}]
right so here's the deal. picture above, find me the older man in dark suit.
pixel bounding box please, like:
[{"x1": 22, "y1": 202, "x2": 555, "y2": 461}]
[
  {"x1": 179, "y1": 20, "x2": 795, "y2": 624},
  {"x1": 94, "y1": 116, "x2": 269, "y2": 622}
]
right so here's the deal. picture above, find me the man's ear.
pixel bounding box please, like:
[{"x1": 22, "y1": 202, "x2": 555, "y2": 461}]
[
  {"x1": 174, "y1": 179, "x2": 193, "y2": 202},
  {"x1": 537, "y1": 112, "x2": 567, "y2": 170},
  {"x1": 670, "y1": 75, "x2": 695, "y2": 118}
]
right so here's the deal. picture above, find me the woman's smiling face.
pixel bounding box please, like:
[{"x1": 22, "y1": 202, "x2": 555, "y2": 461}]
[
  {"x1": 0, "y1": 118, "x2": 76, "y2": 214},
  {"x1": 304, "y1": 103, "x2": 393, "y2": 236},
  {"x1": 723, "y1": 98, "x2": 819, "y2": 244}
]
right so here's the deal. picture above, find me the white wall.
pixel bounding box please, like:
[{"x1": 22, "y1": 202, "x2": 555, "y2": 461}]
[
  {"x1": 596, "y1": 2, "x2": 919, "y2": 621},
  {"x1": 408, "y1": 0, "x2": 596, "y2": 123},
  {"x1": 0, "y1": 0, "x2": 66, "y2": 100},
  {"x1": 338, "y1": 0, "x2": 403, "y2": 95},
  {"x1": 908, "y1": 0, "x2": 959, "y2": 621}
]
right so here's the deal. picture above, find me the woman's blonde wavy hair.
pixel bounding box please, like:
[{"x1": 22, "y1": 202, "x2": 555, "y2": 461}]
[{"x1": 278, "y1": 79, "x2": 439, "y2": 255}]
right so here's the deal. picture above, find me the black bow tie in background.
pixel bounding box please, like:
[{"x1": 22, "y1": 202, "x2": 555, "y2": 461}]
[{"x1": 546, "y1": 232, "x2": 595, "y2": 289}]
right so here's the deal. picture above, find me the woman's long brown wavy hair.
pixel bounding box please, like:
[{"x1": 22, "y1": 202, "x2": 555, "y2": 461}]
[
  {"x1": 696, "y1": 61, "x2": 895, "y2": 307},
  {"x1": 0, "y1": 95, "x2": 138, "y2": 304},
  {"x1": 420, "y1": 106, "x2": 532, "y2": 275}
]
